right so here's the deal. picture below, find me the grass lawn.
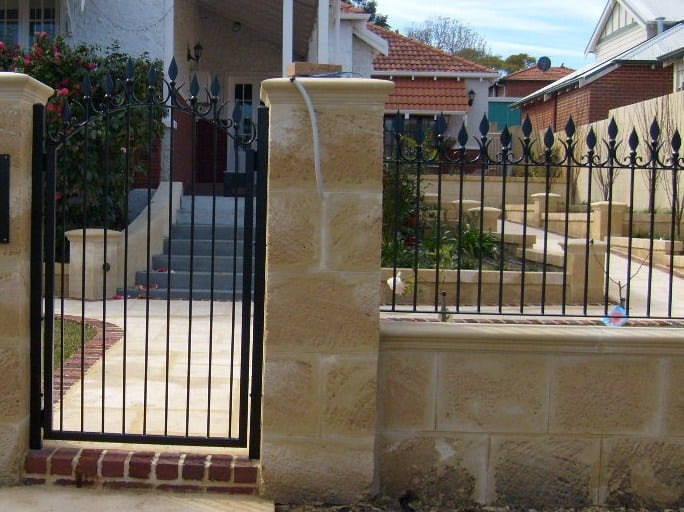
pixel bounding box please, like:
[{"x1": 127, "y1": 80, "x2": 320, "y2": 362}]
[{"x1": 53, "y1": 319, "x2": 97, "y2": 369}]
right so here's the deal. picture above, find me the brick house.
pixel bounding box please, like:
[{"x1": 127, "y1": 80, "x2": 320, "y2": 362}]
[
  {"x1": 488, "y1": 65, "x2": 574, "y2": 130},
  {"x1": 365, "y1": 22, "x2": 499, "y2": 151},
  {"x1": 513, "y1": 0, "x2": 684, "y2": 132}
]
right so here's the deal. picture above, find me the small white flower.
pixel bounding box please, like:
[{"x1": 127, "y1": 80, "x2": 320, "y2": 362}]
[{"x1": 386, "y1": 271, "x2": 406, "y2": 296}]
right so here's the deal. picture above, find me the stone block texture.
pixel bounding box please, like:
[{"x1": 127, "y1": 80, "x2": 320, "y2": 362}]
[
  {"x1": 378, "y1": 321, "x2": 684, "y2": 508},
  {"x1": 259, "y1": 78, "x2": 393, "y2": 503},
  {"x1": 0, "y1": 74, "x2": 54, "y2": 485}
]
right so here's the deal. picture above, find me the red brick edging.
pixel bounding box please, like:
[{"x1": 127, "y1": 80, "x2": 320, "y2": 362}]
[
  {"x1": 52, "y1": 315, "x2": 124, "y2": 404},
  {"x1": 24, "y1": 447, "x2": 259, "y2": 494}
]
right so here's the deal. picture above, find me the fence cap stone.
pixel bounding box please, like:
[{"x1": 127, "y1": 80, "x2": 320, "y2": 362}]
[{"x1": 530, "y1": 192, "x2": 561, "y2": 199}]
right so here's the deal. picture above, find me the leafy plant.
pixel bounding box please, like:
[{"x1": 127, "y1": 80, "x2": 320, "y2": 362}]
[{"x1": 3, "y1": 34, "x2": 165, "y2": 259}]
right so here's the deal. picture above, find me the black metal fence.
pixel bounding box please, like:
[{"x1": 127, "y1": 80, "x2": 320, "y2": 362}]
[
  {"x1": 31, "y1": 58, "x2": 267, "y2": 456},
  {"x1": 382, "y1": 113, "x2": 684, "y2": 321}
]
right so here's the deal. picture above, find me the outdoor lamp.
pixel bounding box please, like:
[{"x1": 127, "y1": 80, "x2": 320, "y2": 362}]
[
  {"x1": 187, "y1": 41, "x2": 203, "y2": 62},
  {"x1": 467, "y1": 89, "x2": 476, "y2": 106}
]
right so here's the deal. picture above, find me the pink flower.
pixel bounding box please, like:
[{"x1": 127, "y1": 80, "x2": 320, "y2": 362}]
[
  {"x1": 57, "y1": 87, "x2": 69, "y2": 96},
  {"x1": 39, "y1": 32, "x2": 48, "y2": 38},
  {"x1": 47, "y1": 103, "x2": 58, "y2": 112},
  {"x1": 0, "y1": 42, "x2": 5, "y2": 51},
  {"x1": 24, "y1": 57, "x2": 31, "y2": 67},
  {"x1": 87, "y1": 62, "x2": 96, "y2": 71}
]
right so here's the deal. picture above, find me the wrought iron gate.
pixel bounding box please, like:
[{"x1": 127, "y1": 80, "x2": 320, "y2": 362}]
[{"x1": 30, "y1": 59, "x2": 267, "y2": 456}]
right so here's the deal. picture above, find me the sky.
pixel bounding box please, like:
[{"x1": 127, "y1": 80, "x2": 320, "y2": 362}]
[{"x1": 372, "y1": 0, "x2": 607, "y2": 71}]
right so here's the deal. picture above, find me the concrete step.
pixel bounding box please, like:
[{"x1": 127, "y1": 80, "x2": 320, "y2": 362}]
[
  {"x1": 119, "y1": 286, "x2": 249, "y2": 301},
  {"x1": 151, "y1": 254, "x2": 246, "y2": 272},
  {"x1": 135, "y1": 270, "x2": 246, "y2": 290},
  {"x1": 164, "y1": 238, "x2": 246, "y2": 257},
  {"x1": 170, "y1": 224, "x2": 247, "y2": 240},
  {"x1": 0, "y1": 487, "x2": 274, "y2": 512}
]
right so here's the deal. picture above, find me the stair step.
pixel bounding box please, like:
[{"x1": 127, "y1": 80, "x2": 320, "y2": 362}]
[
  {"x1": 119, "y1": 286, "x2": 249, "y2": 301},
  {"x1": 151, "y1": 254, "x2": 246, "y2": 272},
  {"x1": 164, "y1": 238, "x2": 246, "y2": 257},
  {"x1": 135, "y1": 270, "x2": 246, "y2": 290},
  {"x1": 170, "y1": 224, "x2": 247, "y2": 239}
]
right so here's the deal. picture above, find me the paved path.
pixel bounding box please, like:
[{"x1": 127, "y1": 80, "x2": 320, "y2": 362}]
[
  {"x1": 501, "y1": 220, "x2": 684, "y2": 318},
  {"x1": 0, "y1": 486, "x2": 273, "y2": 511},
  {"x1": 53, "y1": 298, "x2": 247, "y2": 440}
]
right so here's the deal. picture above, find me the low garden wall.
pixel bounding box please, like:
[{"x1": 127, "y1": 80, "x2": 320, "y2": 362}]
[{"x1": 377, "y1": 320, "x2": 684, "y2": 509}]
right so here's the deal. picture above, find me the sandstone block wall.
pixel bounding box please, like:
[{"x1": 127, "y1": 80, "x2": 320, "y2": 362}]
[
  {"x1": 378, "y1": 320, "x2": 684, "y2": 510},
  {"x1": 0, "y1": 74, "x2": 53, "y2": 484},
  {"x1": 259, "y1": 78, "x2": 393, "y2": 504}
]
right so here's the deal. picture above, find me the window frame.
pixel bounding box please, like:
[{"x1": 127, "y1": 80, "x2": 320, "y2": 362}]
[{"x1": 0, "y1": 0, "x2": 58, "y2": 47}]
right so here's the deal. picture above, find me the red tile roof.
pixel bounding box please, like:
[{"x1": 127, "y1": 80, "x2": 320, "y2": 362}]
[
  {"x1": 385, "y1": 77, "x2": 468, "y2": 112},
  {"x1": 503, "y1": 65, "x2": 575, "y2": 81},
  {"x1": 367, "y1": 24, "x2": 495, "y2": 74},
  {"x1": 340, "y1": 2, "x2": 366, "y2": 14}
]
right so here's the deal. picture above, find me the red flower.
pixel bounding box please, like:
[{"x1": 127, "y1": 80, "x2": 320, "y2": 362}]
[
  {"x1": 57, "y1": 87, "x2": 69, "y2": 96},
  {"x1": 0, "y1": 42, "x2": 5, "y2": 51},
  {"x1": 47, "y1": 103, "x2": 58, "y2": 112},
  {"x1": 87, "y1": 62, "x2": 96, "y2": 71},
  {"x1": 23, "y1": 57, "x2": 31, "y2": 67}
]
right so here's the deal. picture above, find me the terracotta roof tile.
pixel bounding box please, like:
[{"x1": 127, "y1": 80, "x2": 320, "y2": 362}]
[
  {"x1": 384, "y1": 77, "x2": 468, "y2": 112},
  {"x1": 503, "y1": 65, "x2": 575, "y2": 81},
  {"x1": 368, "y1": 24, "x2": 495, "y2": 74},
  {"x1": 340, "y1": 2, "x2": 366, "y2": 14}
]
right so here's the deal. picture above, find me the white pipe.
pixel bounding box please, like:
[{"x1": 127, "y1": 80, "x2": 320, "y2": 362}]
[
  {"x1": 283, "y1": 0, "x2": 294, "y2": 77},
  {"x1": 317, "y1": 0, "x2": 329, "y2": 64},
  {"x1": 291, "y1": 77, "x2": 325, "y2": 200}
]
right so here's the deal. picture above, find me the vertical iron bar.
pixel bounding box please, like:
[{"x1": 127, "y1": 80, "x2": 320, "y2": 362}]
[
  {"x1": 45, "y1": 146, "x2": 57, "y2": 433},
  {"x1": 667, "y1": 158, "x2": 679, "y2": 318},
  {"x1": 498, "y1": 143, "x2": 509, "y2": 313},
  {"x1": 625, "y1": 155, "x2": 637, "y2": 315},
  {"x1": 206, "y1": 114, "x2": 219, "y2": 437},
  {"x1": 142, "y1": 103, "x2": 154, "y2": 434},
  {"x1": 101, "y1": 107, "x2": 111, "y2": 433},
  {"x1": 239, "y1": 148, "x2": 256, "y2": 443},
  {"x1": 583, "y1": 160, "x2": 593, "y2": 315},
  {"x1": 249, "y1": 105, "x2": 268, "y2": 459},
  {"x1": 561, "y1": 138, "x2": 573, "y2": 315},
  {"x1": 30, "y1": 104, "x2": 46, "y2": 448},
  {"x1": 603, "y1": 165, "x2": 614, "y2": 316},
  {"x1": 185, "y1": 109, "x2": 198, "y2": 436},
  {"x1": 121, "y1": 101, "x2": 133, "y2": 434},
  {"x1": 476, "y1": 140, "x2": 486, "y2": 312},
  {"x1": 164, "y1": 102, "x2": 176, "y2": 436}
]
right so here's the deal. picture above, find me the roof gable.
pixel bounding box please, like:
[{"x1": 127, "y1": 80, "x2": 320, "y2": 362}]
[
  {"x1": 515, "y1": 22, "x2": 684, "y2": 108},
  {"x1": 503, "y1": 65, "x2": 575, "y2": 82},
  {"x1": 367, "y1": 24, "x2": 497, "y2": 75},
  {"x1": 586, "y1": 0, "x2": 684, "y2": 55}
]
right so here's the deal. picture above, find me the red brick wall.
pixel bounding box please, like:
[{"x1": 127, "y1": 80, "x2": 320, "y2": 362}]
[
  {"x1": 520, "y1": 64, "x2": 673, "y2": 133},
  {"x1": 505, "y1": 80, "x2": 555, "y2": 98}
]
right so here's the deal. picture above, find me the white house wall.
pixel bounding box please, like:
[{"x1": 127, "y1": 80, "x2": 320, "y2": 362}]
[
  {"x1": 352, "y1": 37, "x2": 375, "y2": 78},
  {"x1": 65, "y1": 0, "x2": 171, "y2": 61},
  {"x1": 465, "y1": 79, "x2": 491, "y2": 139}
]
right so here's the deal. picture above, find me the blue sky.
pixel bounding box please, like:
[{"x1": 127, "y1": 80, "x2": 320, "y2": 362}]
[{"x1": 372, "y1": 0, "x2": 606, "y2": 71}]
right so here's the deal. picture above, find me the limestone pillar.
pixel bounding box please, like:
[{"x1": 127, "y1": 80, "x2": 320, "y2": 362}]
[
  {"x1": 531, "y1": 192, "x2": 561, "y2": 227},
  {"x1": 259, "y1": 77, "x2": 393, "y2": 503},
  {"x1": 560, "y1": 239, "x2": 608, "y2": 304},
  {"x1": 591, "y1": 201, "x2": 627, "y2": 240},
  {"x1": 0, "y1": 74, "x2": 53, "y2": 484}
]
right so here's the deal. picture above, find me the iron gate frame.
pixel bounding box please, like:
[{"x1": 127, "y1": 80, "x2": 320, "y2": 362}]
[{"x1": 30, "y1": 59, "x2": 267, "y2": 457}]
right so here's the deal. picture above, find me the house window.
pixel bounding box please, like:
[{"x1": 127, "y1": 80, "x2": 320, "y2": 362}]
[
  {"x1": 675, "y1": 62, "x2": 684, "y2": 92},
  {"x1": 29, "y1": 0, "x2": 56, "y2": 45},
  {"x1": 383, "y1": 114, "x2": 437, "y2": 157},
  {"x1": 0, "y1": 0, "x2": 56, "y2": 47}
]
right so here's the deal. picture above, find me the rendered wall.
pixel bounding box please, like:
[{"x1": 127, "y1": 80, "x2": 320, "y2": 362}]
[
  {"x1": 0, "y1": 74, "x2": 53, "y2": 484},
  {"x1": 378, "y1": 320, "x2": 684, "y2": 509}
]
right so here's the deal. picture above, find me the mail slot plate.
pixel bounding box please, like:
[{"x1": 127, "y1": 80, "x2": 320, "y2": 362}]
[{"x1": 0, "y1": 154, "x2": 8, "y2": 244}]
